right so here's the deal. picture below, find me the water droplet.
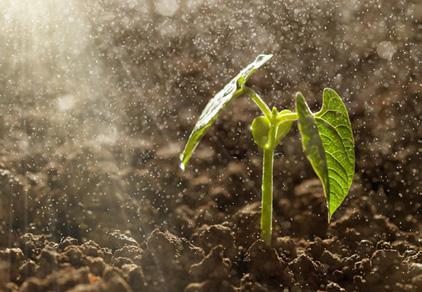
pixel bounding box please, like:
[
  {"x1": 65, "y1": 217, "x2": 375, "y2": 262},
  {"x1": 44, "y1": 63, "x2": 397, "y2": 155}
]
[
  {"x1": 179, "y1": 161, "x2": 185, "y2": 171},
  {"x1": 154, "y1": 0, "x2": 179, "y2": 17},
  {"x1": 57, "y1": 94, "x2": 76, "y2": 112},
  {"x1": 376, "y1": 41, "x2": 397, "y2": 61}
]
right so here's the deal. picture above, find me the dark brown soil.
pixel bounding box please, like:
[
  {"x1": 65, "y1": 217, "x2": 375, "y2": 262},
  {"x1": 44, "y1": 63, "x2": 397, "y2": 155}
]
[{"x1": 0, "y1": 0, "x2": 420, "y2": 291}]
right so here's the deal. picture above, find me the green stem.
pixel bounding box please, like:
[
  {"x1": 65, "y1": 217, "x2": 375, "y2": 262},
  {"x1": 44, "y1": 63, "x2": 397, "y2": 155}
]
[
  {"x1": 244, "y1": 87, "x2": 272, "y2": 118},
  {"x1": 276, "y1": 112, "x2": 298, "y2": 124},
  {"x1": 261, "y1": 110, "x2": 277, "y2": 245},
  {"x1": 261, "y1": 146, "x2": 274, "y2": 245}
]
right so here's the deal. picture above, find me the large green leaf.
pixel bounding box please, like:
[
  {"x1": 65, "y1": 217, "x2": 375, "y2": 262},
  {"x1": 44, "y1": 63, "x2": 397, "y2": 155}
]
[
  {"x1": 296, "y1": 89, "x2": 355, "y2": 219},
  {"x1": 179, "y1": 54, "x2": 273, "y2": 170}
]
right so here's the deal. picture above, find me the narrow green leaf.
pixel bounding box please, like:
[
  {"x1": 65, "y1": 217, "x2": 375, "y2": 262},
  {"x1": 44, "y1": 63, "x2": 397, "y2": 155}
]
[
  {"x1": 180, "y1": 54, "x2": 273, "y2": 170},
  {"x1": 296, "y1": 89, "x2": 355, "y2": 219},
  {"x1": 251, "y1": 116, "x2": 271, "y2": 149},
  {"x1": 296, "y1": 93, "x2": 330, "y2": 200}
]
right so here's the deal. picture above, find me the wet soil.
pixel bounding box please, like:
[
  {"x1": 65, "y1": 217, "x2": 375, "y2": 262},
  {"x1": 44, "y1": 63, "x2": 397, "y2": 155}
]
[{"x1": 0, "y1": 0, "x2": 421, "y2": 291}]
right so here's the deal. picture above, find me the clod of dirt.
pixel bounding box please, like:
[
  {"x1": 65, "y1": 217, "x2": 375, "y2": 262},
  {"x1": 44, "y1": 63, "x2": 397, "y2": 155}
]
[
  {"x1": 412, "y1": 274, "x2": 422, "y2": 289},
  {"x1": 320, "y1": 250, "x2": 342, "y2": 272},
  {"x1": 112, "y1": 257, "x2": 133, "y2": 269},
  {"x1": 127, "y1": 266, "x2": 147, "y2": 291},
  {"x1": 19, "y1": 266, "x2": 90, "y2": 292},
  {"x1": 289, "y1": 254, "x2": 320, "y2": 290},
  {"x1": 355, "y1": 239, "x2": 375, "y2": 258},
  {"x1": 101, "y1": 273, "x2": 133, "y2": 292},
  {"x1": 306, "y1": 237, "x2": 325, "y2": 259},
  {"x1": 232, "y1": 202, "x2": 261, "y2": 248},
  {"x1": 59, "y1": 237, "x2": 79, "y2": 250},
  {"x1": 0, "y1": 248, "x2": 24, "y2": 282},
  {"x1": 64, "y1": 246, "x2": 85, "y2": 267},
  {"x1": 184, "y1": 279, "x2": 236, "y2": 292},
  {"x1": 114, "y1": 245, "x2": 142, "y2": 262},
  {"x1": 106, "y1": 230, "x2": 139, "y2": 250},
  {"x1": 79, "y1": 241, "x2": 103, "y2": 258},
  {"x1": 37, "y1": 247, "x2": 59, "y2": 277},
  {"x1": 332, "y1": 209, "x2": 401, "y2": 243},
  {"x1": 326, "y1": 281, "x2": 346, "y2": 292},
  {"x1": 18, "y1": 259, "x2": 38, "y2": 282},
  {"x1": 191, "y1": 224, "x2": 236, "y2": 258},
  {"x1": 85, "y1": 256, "x2": 106, "y2": 276},
  {"x1": 239, "y1": 273, "x2": 268, "y2": 291},
  {"x1": 353, "y1": 257, "x2": 372, "y2": 274},
  {"x1": 370, "y1": 249, "x2": 403, "y2": 275},
  {"x1": 189, "y1": 245, "x2": 231, "y2": 280},
  {"x1": 140, "y1": 229, "x2": 204, "y2": 291},
  {"x1": 274, "y1": 236, "x2": 297, "y2": 260},
  {"x1": 1, "y1": 281, "x2": 18, "y2": 292},
  {"x1": 245, "y1": 240, "x2": 292, "y2": 287}
]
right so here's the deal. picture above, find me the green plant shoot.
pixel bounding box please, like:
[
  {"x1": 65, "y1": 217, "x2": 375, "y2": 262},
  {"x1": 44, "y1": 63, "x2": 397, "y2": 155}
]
[{"x1": 179, "y1": 54, "x2": 355, "y2": 245}]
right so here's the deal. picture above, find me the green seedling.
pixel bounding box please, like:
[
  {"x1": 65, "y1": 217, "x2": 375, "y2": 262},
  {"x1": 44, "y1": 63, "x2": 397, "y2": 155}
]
[{"x1": 179, "y1": 54, "x2": 355, "y2": 245}]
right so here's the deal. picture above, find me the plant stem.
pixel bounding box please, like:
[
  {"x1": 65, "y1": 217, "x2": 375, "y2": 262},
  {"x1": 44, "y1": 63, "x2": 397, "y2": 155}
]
[
  {"x1": 276, "y1": 112, "x2": 298, "y2": 124},
  {"x1": 261, "y1": 146, "x2": 274, "y2": 245},
  {"x1": 244, "y1": 87, "x2": 272, "y2": 118},
  {"x1": 261, "y1": 109, "x2": 276, "y2": 245}
]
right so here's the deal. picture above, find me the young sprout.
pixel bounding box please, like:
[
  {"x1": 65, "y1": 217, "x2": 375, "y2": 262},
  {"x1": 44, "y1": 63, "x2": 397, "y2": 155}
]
[{"x1": 179, "y1": 54, "x2": 355, "y2": 245}]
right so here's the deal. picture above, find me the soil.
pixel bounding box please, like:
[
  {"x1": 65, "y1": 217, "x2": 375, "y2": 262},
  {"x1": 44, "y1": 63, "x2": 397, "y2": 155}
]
[{"x1": 0, "y1": 0, "x2": 421, "y2": 291}]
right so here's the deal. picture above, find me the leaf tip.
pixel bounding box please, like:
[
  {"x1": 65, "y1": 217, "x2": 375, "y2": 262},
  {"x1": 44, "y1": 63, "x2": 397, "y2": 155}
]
[
  {"x1": 295, "y1": 91, "x2": 304, "y2": 99},
  {"x1": 295, "y1": 92, "x2": 306, "y2": 109},
  {"x1": 256, "y1": 54, "x2": 273, "y2": 65},
  {"x1": 323, "y1": 87, "x2": 337, "y2": 96},
  {"x1": 260, "y1": 53, "x2": 273, "y2": 58}
]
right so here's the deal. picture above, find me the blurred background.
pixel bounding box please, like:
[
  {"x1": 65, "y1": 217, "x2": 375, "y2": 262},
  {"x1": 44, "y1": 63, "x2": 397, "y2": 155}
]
[{"x1": 0, "y1": 0, "x2": 420, "y2": 291}]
